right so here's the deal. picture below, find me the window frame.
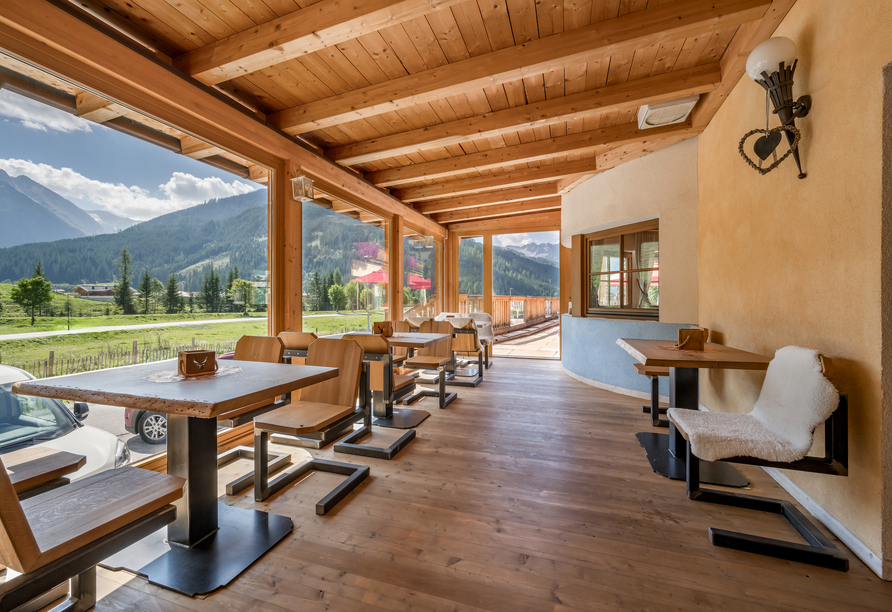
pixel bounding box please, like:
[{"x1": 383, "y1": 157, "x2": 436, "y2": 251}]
[{"x1": 584, "y1": 220, "x2": 659, "y2": 319}]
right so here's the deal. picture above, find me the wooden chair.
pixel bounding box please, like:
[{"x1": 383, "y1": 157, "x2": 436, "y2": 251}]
[
  {"x1": 253, "y1": 338, "x2": 370, "y2": 513},
  {"x1": 402, "y1": 320, "x2": 457, "y2": 408},
  {"x1": 449, "y1": 318, "x2": 484, "y2": 387},
  {"x1": 335, "y1": 334, "x2": 416, "y2": 459},
  {"x1": 217, "y1": 335, "x2": 291, "y2": 495},
  {"x1": 668, "y1": 347, "x2": 849, "y2": 570},
  {"x1": 0, "y1": 461, "x2": 183, "y2": 612},
  {"x1": 278, "y1": 332, "x2": 318, "y2": 365},
  {"x1": 633, "y1": 362, "x2": 670, "y2": 427},
  {"x1": 468, "y1": 312, "x2": 494, "y2": 368},
  {"x1": 390, "y1": 321, "x2": 410, "y2": 366}
]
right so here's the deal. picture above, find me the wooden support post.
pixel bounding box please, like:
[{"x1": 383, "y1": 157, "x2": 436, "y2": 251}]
[
  {"x1": 388, "y1": 215, "x2": 404, "y2": 321},
  {"x1": 270, "y1": 162, "x2": 303, "y2": 335},
  {"x1": 560, "y1": 243, "x2": 571, "y2": 356},
  {"x1": 436, "y1": 239, "x2": 444, "y2": 315},
  {"x1": 483, "y1": 234, "x2": 493, "y2": 318},
  {"x1": 571, "y1": 234, "x2": 584, "y2": 318}
]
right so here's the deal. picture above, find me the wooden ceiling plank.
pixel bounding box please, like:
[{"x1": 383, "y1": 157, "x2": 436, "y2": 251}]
[
  {"x1": 89, "y1": 0, "x2": 194, "y2": 54},
  {"x1": 326, "y1": 62, "x2": 720, "y2": 164},
  {"x1": 174, "y1": 0, "x2": 468, "y2": 85},
  {"x1": 269, "y1": 0, "x2": 770, "y2": 134},
  {"x1": 393, "y1": 157, "x2": 601, "y2": 201},
  {"x1": 367, "y1": 119, "x2": 697, "y2": 186},
  {"x1": 446, "y1": 209, "x2": 560, "y2": 232},
  {"x1": 431, "y1": 196, "x2": 562, "y2": 223},
  {"x1": 414, "y1": 182, "x2": 559, "y2": 213}
]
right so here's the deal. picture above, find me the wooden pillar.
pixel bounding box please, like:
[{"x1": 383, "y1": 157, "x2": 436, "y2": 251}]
[
  {"x1": 388, "y1": 215, "x2": 404, "y2": 321},
  {"x1": 446, "y1": 231, "x2": 459, "y2": 312},
  {"x1": 269, "y1": 161, "x2": 302, "y2": 335},
  {"x1": 436, "y1": 239, "x2": 444, "y2": 315},
  {"x1": 483, "y1": 233, "x2": 493, "y2": 316},
  {"x1": 571, "y1": 234, "x2": 584, "y2": 318},
  {"x1": 560, "y1": 244, "x2": 571, "y2": 316}
]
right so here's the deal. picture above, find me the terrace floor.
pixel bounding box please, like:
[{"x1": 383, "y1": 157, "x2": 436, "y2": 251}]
[
  {"x1": 493, "y1": 324, "x2": 560, "y2": 359},
  {"x1": 89, "y1": 359, "x2": 890, "y2": 611}
]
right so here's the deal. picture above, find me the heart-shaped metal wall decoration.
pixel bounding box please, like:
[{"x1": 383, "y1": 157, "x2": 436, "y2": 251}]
[{"x1": 738, "y1": 124, "x2": 801, "y2": 175}]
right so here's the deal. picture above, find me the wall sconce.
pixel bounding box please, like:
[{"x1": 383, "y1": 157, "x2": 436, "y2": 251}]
[
  {"x1": 291, "y1": 175, "x2": 314, "y2": 202},
  {"x1": 743, "y1": 37, "x2": 811, "y2": 179}
]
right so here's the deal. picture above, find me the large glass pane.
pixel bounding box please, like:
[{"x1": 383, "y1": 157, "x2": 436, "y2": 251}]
[
  {"x1": 589, "y1": 236, "x2": 621, "y2": 274},
  {"x1": 634, "y1": 270, "x2": 659, "y2": 309},
  {"x1": 403, "y1": 234, "x2": 437, "y2": 318},
  {"x1": 493, "y1": 231, "x2": 559, "y2": 332},
  {"x1": 590, "y1": 273, "x2": 624, "y2": 308},
  {"x1": 623, "y1": 229, "x2": 659, "y2": 270},
  {"x1": 458, "y1": 237, "x2": 483, "y2": 314}
]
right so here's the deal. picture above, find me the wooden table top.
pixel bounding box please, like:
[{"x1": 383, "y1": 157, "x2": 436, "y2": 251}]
[
  {"x1": 616, "y1": 338, "x2": 771, "y2": 370},
  {"x1": 12, "y1": 359, "x2": 339, "y2": 418},
  {"x1": 4, "y1": 446, "x2": 86, "y2": 493},
  {"x1": 337, "y1": 332, "x2": 450, "y2": 349}
]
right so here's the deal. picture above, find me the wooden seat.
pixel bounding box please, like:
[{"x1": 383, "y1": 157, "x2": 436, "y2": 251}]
[
  {"x1": 449, "y1": 318, "x2": 484, "y2": 387},
  {"x1": 234, "y1": 334, "x2": 284, "y2": 363},
  {"x1": 668, "y1": 349, "x2": 849, "y2": 570},
  {"x1": 253, "y1": 338, "x2": 370, "y2": 513},
  {"x1": 278, "y1": 332, "x2": 317, "y2": 365},
  {"x1": 0, "y1": 460, "x2": 183, "y2": 611},
  {"x1": 5, "y1": 447, "x2": 86, "y2": 498},
  {"x1": 633, "y1": 362, "x2": 671, "y2": 428},
  {"x1": 402, "y1": 320, "x2": 457, "y2": 409}
]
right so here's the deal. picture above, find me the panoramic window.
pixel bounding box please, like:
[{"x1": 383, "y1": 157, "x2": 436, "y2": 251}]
[
  {"x1": 403, "y1": 234, "x2": 438, "y2": 318},
  {"x1": 493, "y1": 231, "x2": 560, "y2": 329},
  {"x1": 458, "y1": 237, "x2": 483, "y2": 314},
  {"x1": 586, "y1": 222, "x2": 659, "y2": 317}
]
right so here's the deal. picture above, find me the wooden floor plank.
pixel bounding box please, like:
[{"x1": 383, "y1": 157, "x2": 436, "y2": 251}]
[{"x1": 92, "y1": 359, "x2": 892, "y2": 611}]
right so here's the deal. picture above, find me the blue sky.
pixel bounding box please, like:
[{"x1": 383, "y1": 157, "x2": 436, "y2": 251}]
[{"x1": 0, "y1": 90, "x2": 259, "y2": 220}]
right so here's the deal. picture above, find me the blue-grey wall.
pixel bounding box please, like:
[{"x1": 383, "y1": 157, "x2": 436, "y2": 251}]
[{"x1": 561, "y1": 314, "x2": 692, "y2": 397}]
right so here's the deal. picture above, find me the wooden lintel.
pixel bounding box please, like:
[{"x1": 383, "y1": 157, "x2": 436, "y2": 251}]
[
  {"x1": 366, "y1": 121, "x2": 699, "y2": 187},
  {"x1": 328, "y1": 63, "x2": 721, "y2": 165},
  {"x1": 414, "y1": 183, "x2": 559, "y2": 214},
  {"x1": 271, "y1": 0, "x2": 769, "y2": 134},
  {"x1": 432, "y1": 197, "x2": 562, "y2": 224},
  {"x1": 446, "y1": 210, "x2": 561, "y2": 233},
  {"x1": 180, "y1": 135, "x2": 224, "y2": 159},
  {"x1": 248, "y1": 164, "x2": 269, "y2": 184},
  {"x1": 75, "y1": 91, "x2": 126, "y2": 122},
  {"x1": 174, "y1": 0, "x2": 467, "y2": 86}
]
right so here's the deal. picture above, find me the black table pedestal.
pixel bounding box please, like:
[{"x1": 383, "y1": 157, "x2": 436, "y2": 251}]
[{"x1": 636, "y1": 367, "x2": 749, "y2": 488}]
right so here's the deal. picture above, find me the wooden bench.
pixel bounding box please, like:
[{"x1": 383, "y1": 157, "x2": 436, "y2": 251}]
[
  {"x1": 0, "y1": 462, "x2": 183, "y2": 612},
  {"x1": 668, "y1": 349, "x2": 849, "y2": 570},
  {"x1": 252, "y1": 338, "x2": 370, "y2": 514},
  {"x1": 5, "y1": 447, "x2": 86, "y2": 499},
  {"x1": 633, "y1": 362, "x2": 670, "y2": 428}
]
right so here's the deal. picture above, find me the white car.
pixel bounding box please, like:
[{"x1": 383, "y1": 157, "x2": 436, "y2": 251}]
[{"x1": 0, "y1": 364, "x2": 130, "y2": 480}]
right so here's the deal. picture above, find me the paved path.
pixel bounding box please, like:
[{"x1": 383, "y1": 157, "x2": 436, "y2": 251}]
[{"x1": 0, "y1": 317, "x2": 269, "y2": 341}]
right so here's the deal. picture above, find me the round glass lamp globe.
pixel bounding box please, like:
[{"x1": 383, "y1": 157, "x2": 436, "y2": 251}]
[{"x1": 746, "y1": 37, "x2": 797, "y2": 80}]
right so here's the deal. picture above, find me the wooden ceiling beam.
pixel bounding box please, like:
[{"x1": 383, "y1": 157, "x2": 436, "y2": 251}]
[
  {"x1": 75, "y1": 91, "x2": 126, "y2": 123},
  {"x1": 414, "y1": 183, "x2": 560, "y2": 214},
  {"x1": 270, "y1": 0, "x2": 770, "y2": 134},
  {"x1": 180, "y1": 135, "x2": 225, "y2": 159},
  {"x1": 432, "y1": 197, "x2": 562, "y2": 224},
  {"x1": 173, "y1": 0, "x2": 467, "y2": 86},
  {"x1": 447, "y1": 210, "x2": 561, "y2": 233},
  {"x1": 366, "y1": 121, "x2": 700, "y2": 187},
  {"x1": 327, "y1": 63, "x2": 721, "y2": 165},
  {"x1": 394, "y1": 158, "x2": 602, "y2": 202}
]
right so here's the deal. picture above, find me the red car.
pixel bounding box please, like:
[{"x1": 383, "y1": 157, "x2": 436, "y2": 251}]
[{"x1": 124, "y1": 352, "x2": 235, "y2": 444}]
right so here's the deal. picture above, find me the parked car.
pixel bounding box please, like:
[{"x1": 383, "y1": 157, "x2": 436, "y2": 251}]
[
  {"x1": 0, "y1": 364, "x2": 130, "y2": 479},
  {"x1": 123, "y1": 352, "x2": 236, "y2": 445}
]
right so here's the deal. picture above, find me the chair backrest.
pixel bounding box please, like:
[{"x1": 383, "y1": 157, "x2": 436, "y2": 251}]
[
  {"x1": 344, "y1": 334, "x2": 390, "y2": 392},
  {"x1": 234, "y1": 335, "x2": 285, "y2": 363},
  {"x1": 277, "y1": 332, "x2": 317, "y2": 351},
  {"x1": 0, "y1": 456, "x2": 40, "y2": 573},
  {"x1": 302, "y1": 338, "x2": 364, "y2": 408},
  {"x1": 451, "y1": 318, "x2": 482, "y2": 352},
  {"x1": 468, "y1": 312, "x2": 495, "y2": 343},
  {"x1": 418, "y1": 320, "x2": 453, "y2": 357},
  {"x1": 750, "y1": 346, "x2": 840, "y2": 454},
  {"x1": 391, "y1": 320, "x2": 411, "y2": 361}
]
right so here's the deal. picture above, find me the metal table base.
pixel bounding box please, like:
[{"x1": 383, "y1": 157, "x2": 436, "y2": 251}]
[{"x1": 374, "y1": 408, "x2": 430, "y2": 429}]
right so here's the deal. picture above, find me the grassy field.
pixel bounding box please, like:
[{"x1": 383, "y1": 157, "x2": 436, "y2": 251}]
[{"x1": 0, "y1": 313, "x2": 383, "y2": 367}]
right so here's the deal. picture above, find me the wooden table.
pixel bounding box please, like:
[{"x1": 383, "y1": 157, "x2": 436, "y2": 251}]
[
  {"x1": 12, "y1": 358, "x2": 338, "y2": 597},
  {"x1": 4, "y1": 446, "x2": 86, "y2": 497},
  {"x1": 616, "y1": 339, "x2": 771, "y2": 487},
  {"x1": 334, "y1": 332, "x2": 452, "y2": 428}
]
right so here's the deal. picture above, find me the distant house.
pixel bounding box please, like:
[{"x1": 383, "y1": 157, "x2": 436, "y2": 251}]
[{"x1": 74, "y1": 284, "x2": 138, "y2": 302}]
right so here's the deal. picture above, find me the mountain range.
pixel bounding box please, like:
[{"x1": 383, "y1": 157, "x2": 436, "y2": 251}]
[
  {"x1": 505, "y1": 241, "x2": 560, "y2": 263},
  {"x1": 0, "y1": 169, "x2": 137, "y2": 245}
]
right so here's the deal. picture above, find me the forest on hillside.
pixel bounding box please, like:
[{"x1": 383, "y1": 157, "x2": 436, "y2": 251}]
[{"x1": 458, "y1": 239, "x2": 559, "y2": 297}]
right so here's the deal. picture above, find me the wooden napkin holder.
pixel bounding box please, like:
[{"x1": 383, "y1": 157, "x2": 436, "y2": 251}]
[
  {"x1": 178, "y1": 350, "x2": 218, "y2": 377},
  {"x1": 373, "y1": 321, "x2": 394, "y2": 337},
  {"x1": 677, "y1": 327, "x2": 709, "y2": 351}
]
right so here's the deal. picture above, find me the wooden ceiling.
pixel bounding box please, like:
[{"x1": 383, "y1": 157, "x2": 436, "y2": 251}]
[{"x1": 62, "y1": 0, "x2": 794, "y2": 230}]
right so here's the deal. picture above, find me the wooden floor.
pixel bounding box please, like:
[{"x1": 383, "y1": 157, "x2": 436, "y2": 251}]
[{"x1": 92, "y1": 359, "x2": 892, "y2": 611}]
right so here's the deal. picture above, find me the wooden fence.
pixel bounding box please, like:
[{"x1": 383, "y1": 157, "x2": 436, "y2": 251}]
[
  {"x1": 8, "y1": 339, "x2": 239, "y2": 379},
  {"x1": 458, "y1": 294, "x2": 559, "y2": 331},
  {"x1": 403, "y1": 295, "x2": 438, "y2": 319}
]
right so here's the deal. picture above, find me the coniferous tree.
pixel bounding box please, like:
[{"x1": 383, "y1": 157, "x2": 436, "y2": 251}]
[
  {"x1": 138, "y1": 268, "x2": 153, "y2": 314},
  {"x1": 188, "y1": 290, "x2": 194, "y2": 313},
  {"x1": 225, "y1": 268, "x2": 236, "y2": 312},
  {"x1": 114, "y1": 247, "x2": 135, "y2": 314},
  {"x1": 151, "y1": 278, "x2": 164, "y2": 313},
  {"x1": 31, "y1": 261, "x2": 49, "y2": 316},
  {"x1": 164, "y1": 274, "x2": 180, "y2": 313}
]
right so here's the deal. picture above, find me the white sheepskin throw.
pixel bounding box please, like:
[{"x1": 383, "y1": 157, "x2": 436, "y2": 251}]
[{"x1": 668, "y1": 346, "x2": 840, "y2": 463}]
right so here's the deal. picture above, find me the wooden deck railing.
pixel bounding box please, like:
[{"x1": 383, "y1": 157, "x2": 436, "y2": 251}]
[
  {"x1": 458, "y1": 294, "x2": 559, "y2": 331},
  {"x1": 403, "y1": 294, "x2": 438, "y2": 319}
]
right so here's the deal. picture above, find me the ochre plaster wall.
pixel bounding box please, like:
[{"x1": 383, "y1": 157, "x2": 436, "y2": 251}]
[
  {"x1": 698, "y1": 0, "x2": 892, "y2": 566},
  {"x1": 562, "y1": 137, "x2": 699, "y2": 324}
]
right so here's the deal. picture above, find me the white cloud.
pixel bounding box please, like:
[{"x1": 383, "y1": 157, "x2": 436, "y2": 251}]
[
  {"x1": 0, "y1": 90, "x2": 92, "y2": 133},
  {"x1": 0, "y1": 159, "x2": 257, "y2": 220},
  {"x1": 495, "y1": 233, "x2": 532, "y2": 247}
]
